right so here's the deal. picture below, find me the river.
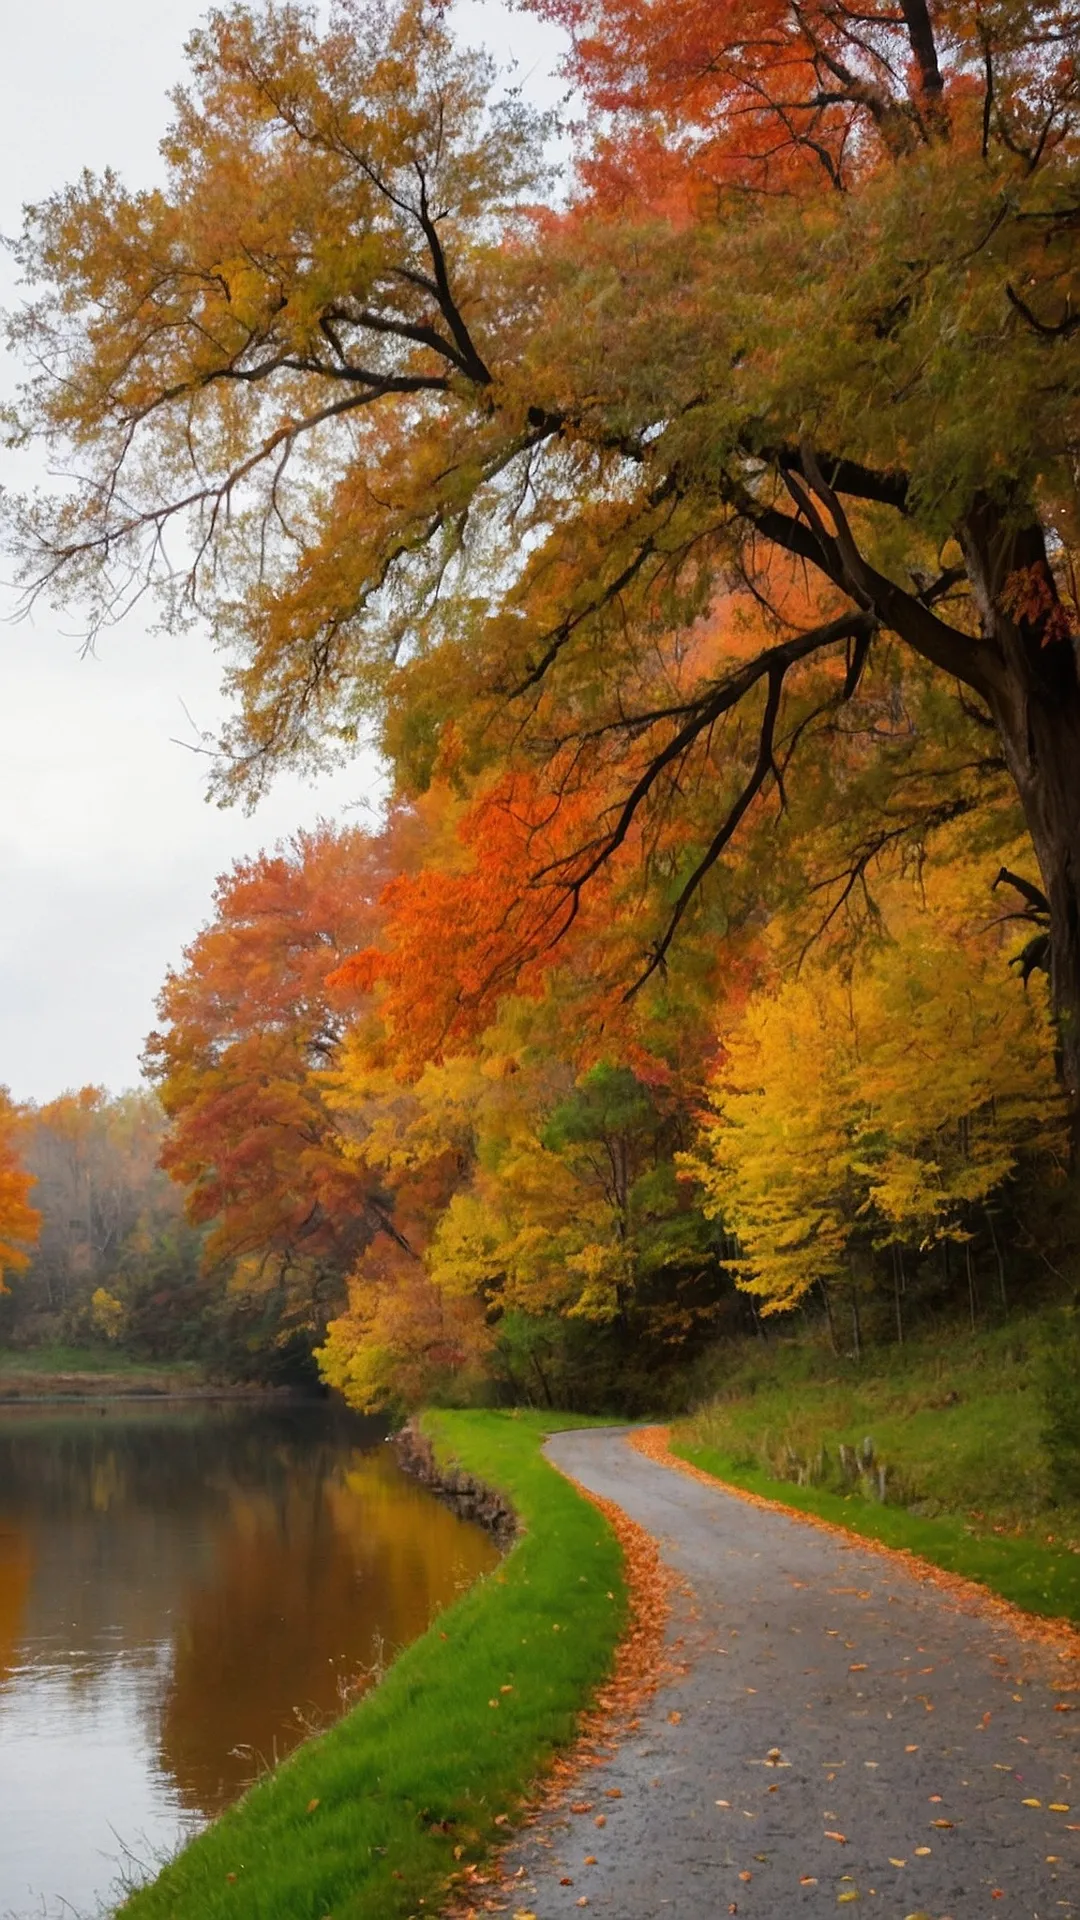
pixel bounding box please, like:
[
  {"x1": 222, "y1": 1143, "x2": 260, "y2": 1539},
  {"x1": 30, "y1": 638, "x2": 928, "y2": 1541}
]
[{"x1": 0, "y1": 1400, "x2": 499, "y2": 1919}]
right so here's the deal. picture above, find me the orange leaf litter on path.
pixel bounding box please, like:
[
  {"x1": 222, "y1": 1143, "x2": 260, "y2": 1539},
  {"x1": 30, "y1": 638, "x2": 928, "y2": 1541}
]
[
  {"x1": 442, "y1": 1468, "x2": 674, "y2": 1919},
  {"x1": 630, "y1": 1426, "x2": 1080, "y2": 1675}
]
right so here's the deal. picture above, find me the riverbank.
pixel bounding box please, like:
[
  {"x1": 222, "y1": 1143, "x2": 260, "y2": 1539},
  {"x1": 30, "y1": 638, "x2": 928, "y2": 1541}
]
[
  {"x1": 116, "y1": 1410, "x2": 627, "y2": 1920},
  {"x1": 0, "y1": 1346, "x2": 294, "y2": 1402},
  {"x1": 673, "y1": 1311, "x2": 1080, "y2": 1624}
]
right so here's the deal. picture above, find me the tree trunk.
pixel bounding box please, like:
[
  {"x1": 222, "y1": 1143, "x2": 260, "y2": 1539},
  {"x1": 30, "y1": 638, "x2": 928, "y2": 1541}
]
[{"x1": 960, "y1": 505, "x2": 1080, "y2": 1146}]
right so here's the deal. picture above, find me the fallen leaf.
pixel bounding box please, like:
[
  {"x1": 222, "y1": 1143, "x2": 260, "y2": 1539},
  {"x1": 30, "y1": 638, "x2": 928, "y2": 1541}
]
[
  {"x1": 1049, "y1": 1803, "x2": 1071, "y2": 1812},
  {"x1": 583, "y1": 1856, "x2": 597, "y2": 1865},
  {"x1": 716, "y1": 1800, "x2": 731, "y2": 1808},
  {"x1": 837, "y1": 1895, "x2": 859, "y2": 1906},
  {"x1": 560, "y1": 1878, "x2": 574, "y2": 1887},
  {"x1": 594, "y1": 1815, "x2": 606, "y2": 1828},
  {"x1": 825, "y1": 1830, "x2": 847, "y2": 1843},
  {"x1": 667, "y1": 1710, "x2": 682, "y2": 1725},
  {"x1": 1022, "y1": 1797, "x2": 1042, "y2": 1807},
  {"x1": 930, "y1": 1819, "x2": 954, "y2": 1829},
  {"x1": 1047, "y1": 1854, "x2": 1061, "y2": 1863},
  {"x1": 889, "y1": 1858, "x2": 906, "y2": 1867},
  {"x1": 512, "y1": 1911, "x2": 537, "y2": 1920},
  {"x1": 850, "y1": 1663, "x2": 868, "y2": 1672},
  {"x1": 738, "y1": 1871, "x2": 752, "y2": 1883},
  {"x1": 604, "y1": 1789, "x2": 622, "y2": 1799},
  {"x1": 914, "y1": 1846, "x2": 931, "y2": 1856},
  {"x1": 570, "y1": 1803, "x2": 593, "y2": 1815},
  {"x1": 905, "y1": 1744, "x2": 919, "y2": 1753},
  {"x1": 800, "y1": 1876, "x2": 818, "y2": 1886}
]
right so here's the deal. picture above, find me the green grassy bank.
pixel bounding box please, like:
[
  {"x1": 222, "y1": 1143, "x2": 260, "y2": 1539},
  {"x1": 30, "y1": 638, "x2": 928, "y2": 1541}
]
[
  {"x1": 119, "y1": 1410, "x2": 625, "y2": 1920},
  {"x1": 674, "y1": 1311, "x2": 1080, "y2": 1624},
  {"x1": 0, "y1": 1345, "x2": 207, "y2": 1397}
]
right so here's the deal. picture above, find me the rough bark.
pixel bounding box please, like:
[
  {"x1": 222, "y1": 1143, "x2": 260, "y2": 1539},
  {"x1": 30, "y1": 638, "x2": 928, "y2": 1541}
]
[{"x1": 959, "y1": 503, "x2": 1080, "y2": 1141}]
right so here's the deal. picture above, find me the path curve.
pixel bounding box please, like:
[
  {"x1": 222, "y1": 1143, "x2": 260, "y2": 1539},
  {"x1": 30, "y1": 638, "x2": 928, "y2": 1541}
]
[{"x1": 502, "y1": 1426, "x2": 1078, "y2": 1920}]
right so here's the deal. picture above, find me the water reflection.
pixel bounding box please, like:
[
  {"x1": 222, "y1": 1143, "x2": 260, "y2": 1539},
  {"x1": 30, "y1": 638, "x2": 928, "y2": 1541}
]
[{"x1": 0, "y1": 1403, "x2": 499, "y2": 1919}]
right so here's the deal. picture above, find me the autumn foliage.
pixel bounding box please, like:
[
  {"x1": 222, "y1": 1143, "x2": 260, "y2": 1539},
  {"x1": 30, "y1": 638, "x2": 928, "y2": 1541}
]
[
  {"x1": 0, "y1": 1094, "x2": 39, "y2": 1290},
  {"x1": 5, "y1": 0, "x2": 1080, "y2": 1401}
]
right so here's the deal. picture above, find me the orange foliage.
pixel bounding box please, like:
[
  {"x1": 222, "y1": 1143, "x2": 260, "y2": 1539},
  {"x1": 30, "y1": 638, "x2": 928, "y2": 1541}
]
[
  {"x1": 0, "y1": 1092, "x2": 40, "y2": 1290},
  {"x1": 531, "y1": 0, "x2": 982, "y2": 200},
  {"x1": 146, "y1": 826, "x2": 392, "y2": 1289}
]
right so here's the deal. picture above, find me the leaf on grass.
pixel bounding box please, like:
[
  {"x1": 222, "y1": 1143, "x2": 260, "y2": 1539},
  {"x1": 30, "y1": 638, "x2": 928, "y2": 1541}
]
[{"x1": 306, "y1": 1798, "x2": 320, "y2": 1814}]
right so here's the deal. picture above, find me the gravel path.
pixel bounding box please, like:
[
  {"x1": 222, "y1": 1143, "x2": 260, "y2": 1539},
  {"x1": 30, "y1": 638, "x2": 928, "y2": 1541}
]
[{"x1": 502, "y1": 1427, "x2": 1078, "y2": 1920}]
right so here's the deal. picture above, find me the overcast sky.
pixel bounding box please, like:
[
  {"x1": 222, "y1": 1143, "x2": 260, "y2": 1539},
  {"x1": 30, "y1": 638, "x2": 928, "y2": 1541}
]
[{"x1": 0, "y1": 0, "x2": 566, "y2": 1104}]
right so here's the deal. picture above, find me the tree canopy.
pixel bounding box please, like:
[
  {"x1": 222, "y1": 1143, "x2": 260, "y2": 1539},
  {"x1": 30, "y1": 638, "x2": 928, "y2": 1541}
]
[{"x1": 4, "y1": 0, "x2": 1080, "y2": 1401}]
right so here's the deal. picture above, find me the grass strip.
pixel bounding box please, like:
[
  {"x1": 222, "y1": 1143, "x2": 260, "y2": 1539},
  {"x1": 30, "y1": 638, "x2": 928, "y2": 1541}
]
[
  {"x1": 670, "y1": 1438, "x2": 1080, "y2": 1626},
  {"x1": 118, "y1": 1409, "x2": 626, "y2": 1920}
]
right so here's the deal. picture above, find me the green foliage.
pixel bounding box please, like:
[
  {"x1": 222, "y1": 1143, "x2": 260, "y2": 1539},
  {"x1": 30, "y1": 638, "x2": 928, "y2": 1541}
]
[{"x1": 118, "y1": 1410, "x2": 624, "y2": 1920}]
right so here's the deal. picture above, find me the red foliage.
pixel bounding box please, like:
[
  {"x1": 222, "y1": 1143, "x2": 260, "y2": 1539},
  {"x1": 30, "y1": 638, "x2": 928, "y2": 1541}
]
[{"x1": 147, "y1": 826, "x2": 392, "y2": 1281}]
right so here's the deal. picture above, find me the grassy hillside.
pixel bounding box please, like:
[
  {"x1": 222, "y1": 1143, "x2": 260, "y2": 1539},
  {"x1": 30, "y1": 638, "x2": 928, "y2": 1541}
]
[{"x1": 673, "y1": 1310, "x2": 1080, "y2": 1621}]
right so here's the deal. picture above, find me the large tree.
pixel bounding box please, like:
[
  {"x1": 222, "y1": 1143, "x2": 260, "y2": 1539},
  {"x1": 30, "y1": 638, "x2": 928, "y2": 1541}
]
[{"x1": 6, "y1": 0, "x2": 1080, "y2": 1112}]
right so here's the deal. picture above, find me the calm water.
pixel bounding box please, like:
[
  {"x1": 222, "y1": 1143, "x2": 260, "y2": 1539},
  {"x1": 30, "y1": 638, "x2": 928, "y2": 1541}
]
[{"x1": 0, "y1": 1401, "x2": 499, "y2": 1919}]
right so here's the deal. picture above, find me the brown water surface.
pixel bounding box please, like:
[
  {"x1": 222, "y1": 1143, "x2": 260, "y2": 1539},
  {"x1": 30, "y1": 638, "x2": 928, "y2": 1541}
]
[{"x1": 0, "y1": 1401, "x2": 499, "y2": 1918}]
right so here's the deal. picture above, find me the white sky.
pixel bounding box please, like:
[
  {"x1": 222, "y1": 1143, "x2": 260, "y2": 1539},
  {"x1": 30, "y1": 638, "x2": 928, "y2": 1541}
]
[{"x1": 0, "y1": 0, "x2": 567, "y2": 1104}]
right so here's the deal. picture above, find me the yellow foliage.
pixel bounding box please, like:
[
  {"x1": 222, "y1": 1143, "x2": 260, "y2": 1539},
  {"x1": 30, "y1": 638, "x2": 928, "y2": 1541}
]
[
  {"x1": 89, "y1": 1287, "x2": 127, "y2": 1343},
  {"x1": 690, "y1": 873, "x2": 1064, "y2": 1315}
]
